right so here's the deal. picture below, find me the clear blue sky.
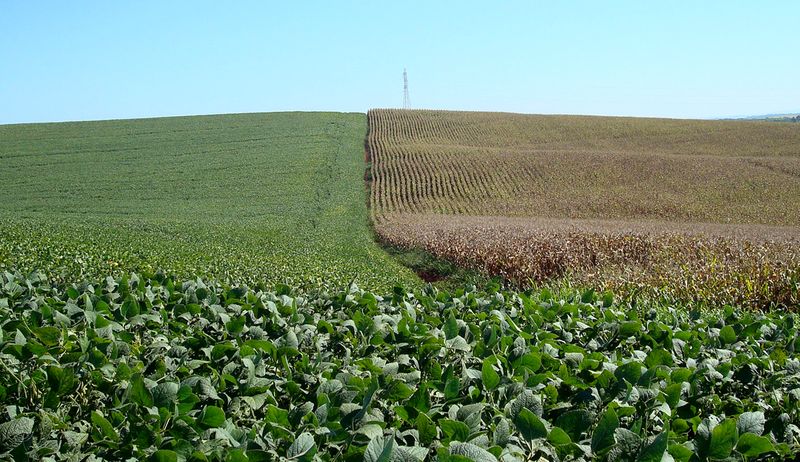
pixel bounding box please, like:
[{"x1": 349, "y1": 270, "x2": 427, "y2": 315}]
[{"x1": 2, "y1": 1, "x2": 798, "y2": 123}]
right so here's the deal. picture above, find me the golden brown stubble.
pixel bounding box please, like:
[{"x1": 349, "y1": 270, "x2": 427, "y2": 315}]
[{"x1": 367, "y1": 109, "x2": 800, "y2": 308}]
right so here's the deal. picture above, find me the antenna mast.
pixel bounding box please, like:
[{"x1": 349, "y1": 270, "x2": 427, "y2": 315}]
[{"x1": 403, "y1": 68, "x2": 410, "y2": 109}]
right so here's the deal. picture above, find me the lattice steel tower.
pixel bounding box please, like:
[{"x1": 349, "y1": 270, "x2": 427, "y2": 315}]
[{"x1": 403, "y1": 68, "x2": 410, "y2": 109}]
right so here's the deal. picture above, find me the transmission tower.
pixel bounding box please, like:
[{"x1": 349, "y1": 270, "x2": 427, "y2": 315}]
[{"x1": 403, "y1": 68, "x2": 410, "y2": 109}]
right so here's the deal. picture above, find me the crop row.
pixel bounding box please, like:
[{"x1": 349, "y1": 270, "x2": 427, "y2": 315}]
[
  {"x1": 1, "y1": 270, "x2": 799, "y2": 460},
  {"x1": 366, "y1": 109, "x2": 800, "y2": 307},
  {"x1": 0, "y1": 112, "x2": 419, "y2": 292},
  {"x1": 376, "y1": 214, "x2": 800, "y2": 310},
  {"x1": 367, "y1": 109, "x2": 800, "y2": 226}
]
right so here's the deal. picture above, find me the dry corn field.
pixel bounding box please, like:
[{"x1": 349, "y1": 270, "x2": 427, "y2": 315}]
[{"x1": 368, "y1": 109, "x2": 800, "y2": 308}]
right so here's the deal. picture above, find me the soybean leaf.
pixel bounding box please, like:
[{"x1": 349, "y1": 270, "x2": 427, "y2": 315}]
[
  {"x1": 287, "y1": 432, "x2": 316, "y2": 460},
  {"x1": 150, "y1": 450, "x2": 178, "y2": 462},
  {"x1": 449, "y1": 442, "x2": 497, "y2": 462},
  {"x1": 514, "y1": 408, "x2": 547, "y2": 441},
  {"x1": 153, "y1": 382, "x2": 180, "y2": 409},
  {"x1": 719, "y1": 325, "x2": 737, "y2": 344},
  {"x1": 708, "y1": 418, "x2": 738, "y2": 460},
  {"x1": 364, "y1": 435, "x2": 395, "y2": 462},
  {"x1": 440, "y1": 419, "x2": 471, "y2": 442},
  {"x1": 0, "y1": 416, "x2": 34, "y2": 452},
  {"x1": 416, "y1": 413, "x2": 437, "y2": 445},
  {"x1": 636, "y1": 431, "x2": 668, "y2": 462},
  {"x1": 591, "y1": 407, "x2": 619, "y2": 455},
  {"x1": 548, "y1": 427, "x2": 572, "y2": 445},
  {"x1": 481, "y1": 357, "x2": 501, "y2": 390},
  {"x1": 90, "y1": 411, "x2": 118, "y2": 442},
  {"x1": 736, "y1": 433, "x2": 773, "y2": 458},
  {"x1": 129, "y1": 374, "x2": 153, "y2": 407},
  {"x1": 199, "y1": 406, "x2": 226, "y2": 429},
  {"x1": 737, "y1": 411, "x2": 766, "y2": 436},
  {"x1": 555, "y1": 409, "x2": 592, "y2": 442},
  {"x1": 33, "y1": 326, "x2": 61, "y2": 346}
]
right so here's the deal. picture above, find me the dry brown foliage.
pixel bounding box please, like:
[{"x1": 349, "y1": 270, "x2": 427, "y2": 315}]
[{"x1": 368, "y1": 109, "x2": 800, "y2": 308}]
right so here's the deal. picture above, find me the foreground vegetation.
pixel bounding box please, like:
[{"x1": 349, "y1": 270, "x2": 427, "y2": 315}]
[
  {"x1": 367, "y1": 109, "x2": 800, "y2": 309},
  {"x1": 0, "y1": 112, "x2": 418, "y2": 291},
  {"x1": 1, "y1": 270, "x2": 799, "y2": 461}
]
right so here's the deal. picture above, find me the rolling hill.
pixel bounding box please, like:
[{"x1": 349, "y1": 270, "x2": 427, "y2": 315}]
[{"x1": 0, "y1": 112, "x2": 418, "y2": 290}]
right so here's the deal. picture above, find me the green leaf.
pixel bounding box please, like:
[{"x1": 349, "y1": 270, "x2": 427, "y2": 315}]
[
  {"x1": 189, "y1": 449, "x2": 210, "y2": 461},
  {"x1": 664, "y1": 383, "x2": 682, "y2": 409},
  {"x1": 393, "y1": 445, "x2": 427, "y2": 462},
  {"x1": 91, "y1": 411, "x2": 118, "y2": 442},
  {"x1": 66, "y1": 286, "x2": 80, "y2": 300},
  {"x1": 719, "y1": 325, "x2": 737, "y2": 344},
  {"x1": 33, "y1": 326, "x2": 61, "y2": 346},
  {"x1": 548, "y1": 427, "x2": 572, "y2": 445},
  {"x1": 508, "y1": 390, "x2": 542, "y2": 419},
  {"x1": 615, "y1": 362, "x2": 643, "y2": 385},
  {"x1": 440, "y1": 419, "x2": 471, "y2": 442},
  {"x1": 737, "y1": 411, "x2": 766, "y2": 436},
  {"x1": 591, "y1": 407, "x2": 619, "y2": 455},
  {"x1": 615, "y1": 428, "x2": 641, "y2": 455},
  {"x1": 199, "y1": 405, "x2": 226, "y2": 428},
  {"x1": 416, "y1": 413, "x2": 437, "y2": 445},
  {"x1": 481, "y1": 358, "x2": 501, "y2": 390},
  {"x1": 636, "y1": 431, "x2": 668, "y2": 462},
  {"x1": 47, "y1": 365, "x2": 77, "y2": 396},
  {"x1": 265, "y1": 405, "x2": 290, "y2": 427},
  {"x1": 708, "y1": 418, "x2": 738, "y2": 460},
  {"x1": 385, "y1": 381, "x2": 414, "y2": 401},
  {"x1": 407, "y1": 383, "x2": 430, "y2": 412},
  {"x1": 129, "y1": 374, "x2": 153, "y2": 407},
  {"x1": 620, "y1": 321, "x2": 642, "y2": 337},
  {"x1": 287, "y1": 432, "x2": 316, "y2": 460},
  {"x1": 150, "y1": 450, "x2": 178, "y2": 462},
  {"x1": 493, "y1": 418, "x2": 511, "y2": 447},
  {"x1": 444, "y1": 377, "x2": 461, "y2": 400},
  {"x1": 211, "y1": 342, "x2": 237, "y2": 361},
  {"x1": 448, "y1": 442, "x2": 497, "y2": 462},
  {"x1": 226, "y1": 449, "x2": 249, "y2": 462},
  {"x1": 512, "y1": 353, "x2": 541, "y2": 373},
  {"x1": 153, "y1": 382, "x2": 180, "y2": 408},
  {"x1": 243, "y1": 339, "x2": 276, "y2": 356},
  {"x1": 0, "y1": 416, "x2": 34, "y2": 451},
  {"x1": 668, "y1": 444, "x2": 694, "y2": 462},
  {"x1": 444, "y1": 314, "x2": 459, "y2": 340},
  {"x1": 121, "y1": 294, "x2": 140, "y2": 318},
  {"x1": 736, "y1": 433, "x2": 773, "y2": 457},
  {"x1": 514, "y1": 408, "x2": 547, "y2": 441},
  {"x1": 645, "y1": 348, "x2": 674, "y2": 367},
  {"x1": 555, "y1": 409, "x2": 592, "y2": 442},
  {"x1": 225, "y1": 316, "x2": 245, "y2": 335},
  {"x1": 356, "y1": 424, "x2": 384, "y2": 441},
  {"x1": 364, "y1": 435, "x2": 395, "y2": 462}
]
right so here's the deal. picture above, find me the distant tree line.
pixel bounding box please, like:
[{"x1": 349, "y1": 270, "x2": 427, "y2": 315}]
[{"x1": 766, "y1": 115, "x2": 800, "y2": 123}]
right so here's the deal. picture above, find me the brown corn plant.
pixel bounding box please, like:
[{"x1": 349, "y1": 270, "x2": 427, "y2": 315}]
[{"x1": 367, "y1": 109, "x2": 800, "y2": 309}]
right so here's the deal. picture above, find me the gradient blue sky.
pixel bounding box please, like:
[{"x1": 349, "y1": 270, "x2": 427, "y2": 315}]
[{"x1": 1, "y1": 1, "x2": 798, "y2": 124}]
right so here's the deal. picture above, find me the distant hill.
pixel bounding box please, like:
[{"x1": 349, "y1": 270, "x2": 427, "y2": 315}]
[{"x1": 730, "y1": 113, "x2": 800, "y2": 122}]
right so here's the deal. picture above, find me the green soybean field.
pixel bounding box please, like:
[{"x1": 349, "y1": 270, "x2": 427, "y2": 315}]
[
  {"x1": 0, "y1": 112, "x2": 417, "y2": 291},
  {"x1": 0, "y1": 272, "x2": 798, "y2": 460}
]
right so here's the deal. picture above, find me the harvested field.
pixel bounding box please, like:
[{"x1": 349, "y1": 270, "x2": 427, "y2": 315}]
[{"x1": 368, "y1": 109, "x2": 800, "y2": 308}]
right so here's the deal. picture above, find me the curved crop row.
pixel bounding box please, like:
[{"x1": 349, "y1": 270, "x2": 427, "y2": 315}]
[
  {"x1": 367, "y1": 109, "x2": 800, "y2": 225},
  {"x1": 367, "y1": 109, "x2": 800, "y2": 308}
]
